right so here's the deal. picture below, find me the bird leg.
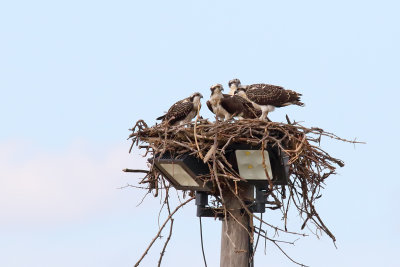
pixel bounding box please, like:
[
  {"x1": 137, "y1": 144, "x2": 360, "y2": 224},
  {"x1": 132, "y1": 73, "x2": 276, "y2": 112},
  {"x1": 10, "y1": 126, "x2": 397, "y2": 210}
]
[
  {"x1": 224, "y1": 114, "x2": 233, "y2": 121},
  {"x1": 259, "y1": 107, "x2": 269, "y2": 121}
]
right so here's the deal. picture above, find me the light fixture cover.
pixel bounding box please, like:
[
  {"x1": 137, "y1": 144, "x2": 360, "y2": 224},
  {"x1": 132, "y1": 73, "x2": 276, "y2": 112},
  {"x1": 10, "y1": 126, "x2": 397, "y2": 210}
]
[
  {"x1": 226, "y1": 144, "x2": 289, "y2": 186},
  {"x1": 152, "y1": 153, "x2": 211, "y2": 191},
  {"x1": 159, "y1": 163, "x2": 199, "y2": 187},
  {"x1": 235, "y1": 150, "x2": 273, "y2": 181}
]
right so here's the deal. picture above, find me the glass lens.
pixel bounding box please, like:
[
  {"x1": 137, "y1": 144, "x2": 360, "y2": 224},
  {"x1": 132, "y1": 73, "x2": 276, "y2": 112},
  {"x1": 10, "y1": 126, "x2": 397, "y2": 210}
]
[{"x1": 160, "y1": 163, "x2": 199, "y2": 186}]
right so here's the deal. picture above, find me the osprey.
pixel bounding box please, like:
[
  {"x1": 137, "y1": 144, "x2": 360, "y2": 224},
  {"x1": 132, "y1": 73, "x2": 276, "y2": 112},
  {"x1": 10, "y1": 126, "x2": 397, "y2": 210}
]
[
  {"x1": 228, "y1": 78, "x2": 243, "y2": 95},
  {"x1": 156, "y1": 92, "x2": 203, "y2": 125},
  {"x1": 206, "y1": 84, "x2": 256, "y2": 120},
  {"x1": 233, "y1": 90, "x2": 262, "y2": 119},
  {"x1": 234, "y1": 80, "x2": 304, "y2": 120}
]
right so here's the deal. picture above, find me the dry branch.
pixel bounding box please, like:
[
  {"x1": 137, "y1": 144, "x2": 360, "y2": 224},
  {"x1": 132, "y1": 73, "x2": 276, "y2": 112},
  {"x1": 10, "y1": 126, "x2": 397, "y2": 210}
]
[{"x1": 133, "y1": 196, "x2": 195, "y2": 267}]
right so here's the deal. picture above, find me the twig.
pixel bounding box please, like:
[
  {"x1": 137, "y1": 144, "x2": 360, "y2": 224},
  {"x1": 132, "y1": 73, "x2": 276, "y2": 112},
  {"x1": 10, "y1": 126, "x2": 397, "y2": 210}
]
[
  {"x1": 157, "y1": 218, "x2": 174, "y2": 267},
  {"x1": 251, "y1": 213, "x2": 263, "y2": 261},
  {"x1": 123, "y1": 169, "x2": 149, "y2": 173},
  {"x1": 133, "y1": 196, "x2": 195, "y2": 267},
  {"x1": 194, "y1": 104, "x2": 204, "y2": 159},
  {"x1": 157, "y1": 184, "x2": 173, "y2": 267},
  {"x1": 271, "y1": 240, "x2": 308, "y2": 267}
]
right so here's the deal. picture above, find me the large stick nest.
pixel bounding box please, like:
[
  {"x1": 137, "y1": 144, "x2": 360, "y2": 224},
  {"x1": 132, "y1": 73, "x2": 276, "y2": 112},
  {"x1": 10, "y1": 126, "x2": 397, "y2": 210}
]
[{"x1": 127, "y1": 117, "x2": 360, "y2": 266}]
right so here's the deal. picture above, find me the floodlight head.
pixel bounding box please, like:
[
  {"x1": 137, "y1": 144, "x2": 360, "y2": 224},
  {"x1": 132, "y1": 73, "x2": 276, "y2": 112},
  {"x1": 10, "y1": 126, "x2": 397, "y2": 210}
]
[
  {"x1": 226, "y1": 144, "x2": 289, "y2": 187},
  {"x1": 235, "y1": 150, "x2": 273, "y2": 181},
  {"x1": 152, "y1": 153, "x2": 211, "y2": 191}
]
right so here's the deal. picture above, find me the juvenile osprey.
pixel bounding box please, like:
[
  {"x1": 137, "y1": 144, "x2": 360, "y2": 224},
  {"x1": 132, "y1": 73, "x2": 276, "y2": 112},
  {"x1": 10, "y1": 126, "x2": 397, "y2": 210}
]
[
  {"x1": 206, "y1": 84, "x2": 256, "y2": 120},
  {"x1": 156, "y1": 92, "x2": 203, "y2": 125},
  {"x1": 236, "y1": 82, "x2": 304, "y2": 120},
  {"x1": 228, "y1": 78, "x2": 242, "y2": 95}
]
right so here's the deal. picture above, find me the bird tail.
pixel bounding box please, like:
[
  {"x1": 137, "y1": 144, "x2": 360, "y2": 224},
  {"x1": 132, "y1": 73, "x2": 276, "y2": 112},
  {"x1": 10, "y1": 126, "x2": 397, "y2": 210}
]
[
  {"x1": 156, "y1": 114, "x2": 166, "y2": 120},
  {"x1": 289, "y1": 91, "x2": 304, "y2": 107}
]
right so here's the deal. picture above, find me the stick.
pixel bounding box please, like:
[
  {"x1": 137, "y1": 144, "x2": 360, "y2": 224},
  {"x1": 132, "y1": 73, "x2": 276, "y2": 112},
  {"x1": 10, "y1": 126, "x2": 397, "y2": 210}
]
[{"x1": 134, "y1": 196, "x2": 195, "y2": 267}]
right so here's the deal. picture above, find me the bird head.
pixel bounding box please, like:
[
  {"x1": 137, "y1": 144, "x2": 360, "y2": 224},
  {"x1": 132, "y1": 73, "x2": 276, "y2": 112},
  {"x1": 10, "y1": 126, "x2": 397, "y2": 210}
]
[
  {"x1": 210, "y1": 84, "x2": 224, "y2": 95},
  {"x1": 228, "y1": 78, "x2": 241, "y2": 89},
  {"x1": 190, "y1": 92, "x2": 203, "y2": 102},
  {"x1": 235, "y1": 87, "x2": 248, "y2": 98}
]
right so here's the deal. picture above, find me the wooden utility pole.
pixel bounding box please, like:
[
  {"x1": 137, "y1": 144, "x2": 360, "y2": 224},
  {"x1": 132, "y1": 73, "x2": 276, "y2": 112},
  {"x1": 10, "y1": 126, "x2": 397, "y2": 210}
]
[{"x1": 220, "y1": 186, "x2": 253, "y2": 267}]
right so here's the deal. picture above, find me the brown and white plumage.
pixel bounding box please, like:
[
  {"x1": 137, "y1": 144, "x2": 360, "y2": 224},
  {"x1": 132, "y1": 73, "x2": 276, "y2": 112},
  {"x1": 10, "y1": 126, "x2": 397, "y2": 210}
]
[
  {"x1": 206, "y1": 84, "x2": 234, "y2": 120},
  {"x1": 206, "y1": 84, "x2": 258, "y2": 120},
  {"x1": 233, "y1": 90, "x2": 262, "y2": 119},
  {"x1": 228, "y1": 78, "x2": 242, "y2": 95},
  {"x1": 246, "y1": 83, "x2": 304, "y2": 107},
  {"x1": 206, "y1": 84, "x2": 243, "y2": 120},
  {"x1": 231, "y1": 79, "x2": 304, "y2": 120},
  {"x1": 156, "y1": 92, "x2": 203, "y2": 125}
]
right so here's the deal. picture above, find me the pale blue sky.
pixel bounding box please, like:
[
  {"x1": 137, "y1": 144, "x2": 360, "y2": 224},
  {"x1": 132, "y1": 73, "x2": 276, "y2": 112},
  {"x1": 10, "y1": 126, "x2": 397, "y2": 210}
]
[{"x1": 1, "y1": 0, "x2": 399, "y2": 266}]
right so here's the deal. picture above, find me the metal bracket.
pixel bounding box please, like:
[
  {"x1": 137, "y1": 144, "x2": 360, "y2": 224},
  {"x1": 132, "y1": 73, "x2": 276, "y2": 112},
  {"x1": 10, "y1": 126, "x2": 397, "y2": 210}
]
[
  {"x1": 196, "y1": 189, "x2": 268, "y2": 217},
  {"x1": 250, "y1": 187, "x2": 267, "y2": 213},
  {"x1": 195, "y1": 191, "x2": 223, "y2": 217}
]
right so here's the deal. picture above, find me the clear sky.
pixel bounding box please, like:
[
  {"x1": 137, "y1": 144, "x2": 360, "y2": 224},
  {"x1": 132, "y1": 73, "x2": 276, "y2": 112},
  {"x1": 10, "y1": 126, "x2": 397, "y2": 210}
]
[{"x1": 1, "y1": 0, "x2": 399, "y2": 266}]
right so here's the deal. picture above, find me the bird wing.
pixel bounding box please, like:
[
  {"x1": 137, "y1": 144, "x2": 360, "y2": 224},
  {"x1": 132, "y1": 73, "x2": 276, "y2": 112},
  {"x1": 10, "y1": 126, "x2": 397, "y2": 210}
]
[
  {"x1": 246, "y1": 84, "x2": 303, "y2": 107},
  {"x1": 157, "y1": 98, "x2": 187, "y2": 120},
  {"x1": 165, "y1": 101, "x2": 194, "y2": 124},
  {"x1": 220, "y1": 95, "x2": 244, "y2": 115},
  {"x1": 249, "y1": 83, "x2": 285, "y2": 90},
  {"x1": 234, "y1": 95, "x2": 262, "y2": 119},
  {"x1": 157, "y1": 98, "x2": 194, "y2": 124},
  {"x1": 206, "y1": 100, "x2": 214, "y2": 113}
]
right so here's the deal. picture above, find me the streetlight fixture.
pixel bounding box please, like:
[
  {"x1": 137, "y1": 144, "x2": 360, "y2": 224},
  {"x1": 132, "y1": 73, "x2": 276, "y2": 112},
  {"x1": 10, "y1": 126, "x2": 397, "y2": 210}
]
[
  {"x1": 151, "y1": 145, "x2": 290, "y2": 216},
  {"x1": 226, "y1": 144, "x2": 290, "y2": 187},
  {"x1": 152, "y1": 152, "x2": 212, "y2": 192},
  {"x1": 224, "y1": 144, "x2": 289, "y2": 214},
  {"x1": 235, "y1": 149, "x2": 273, "y2": 181}
]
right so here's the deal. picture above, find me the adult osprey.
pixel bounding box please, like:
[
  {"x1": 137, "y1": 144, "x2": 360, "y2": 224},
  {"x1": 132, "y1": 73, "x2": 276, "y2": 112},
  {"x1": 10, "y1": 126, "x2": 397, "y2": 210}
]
[
  {"x1": 206, "y1": 84, "x2": 257, "y2": 120},
  {"x1": 156, "y1": 92, "x2": 203, "y2": 125},
  {"x1": 235, "y1": 81, "x2": 304, "y2": 120}
]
